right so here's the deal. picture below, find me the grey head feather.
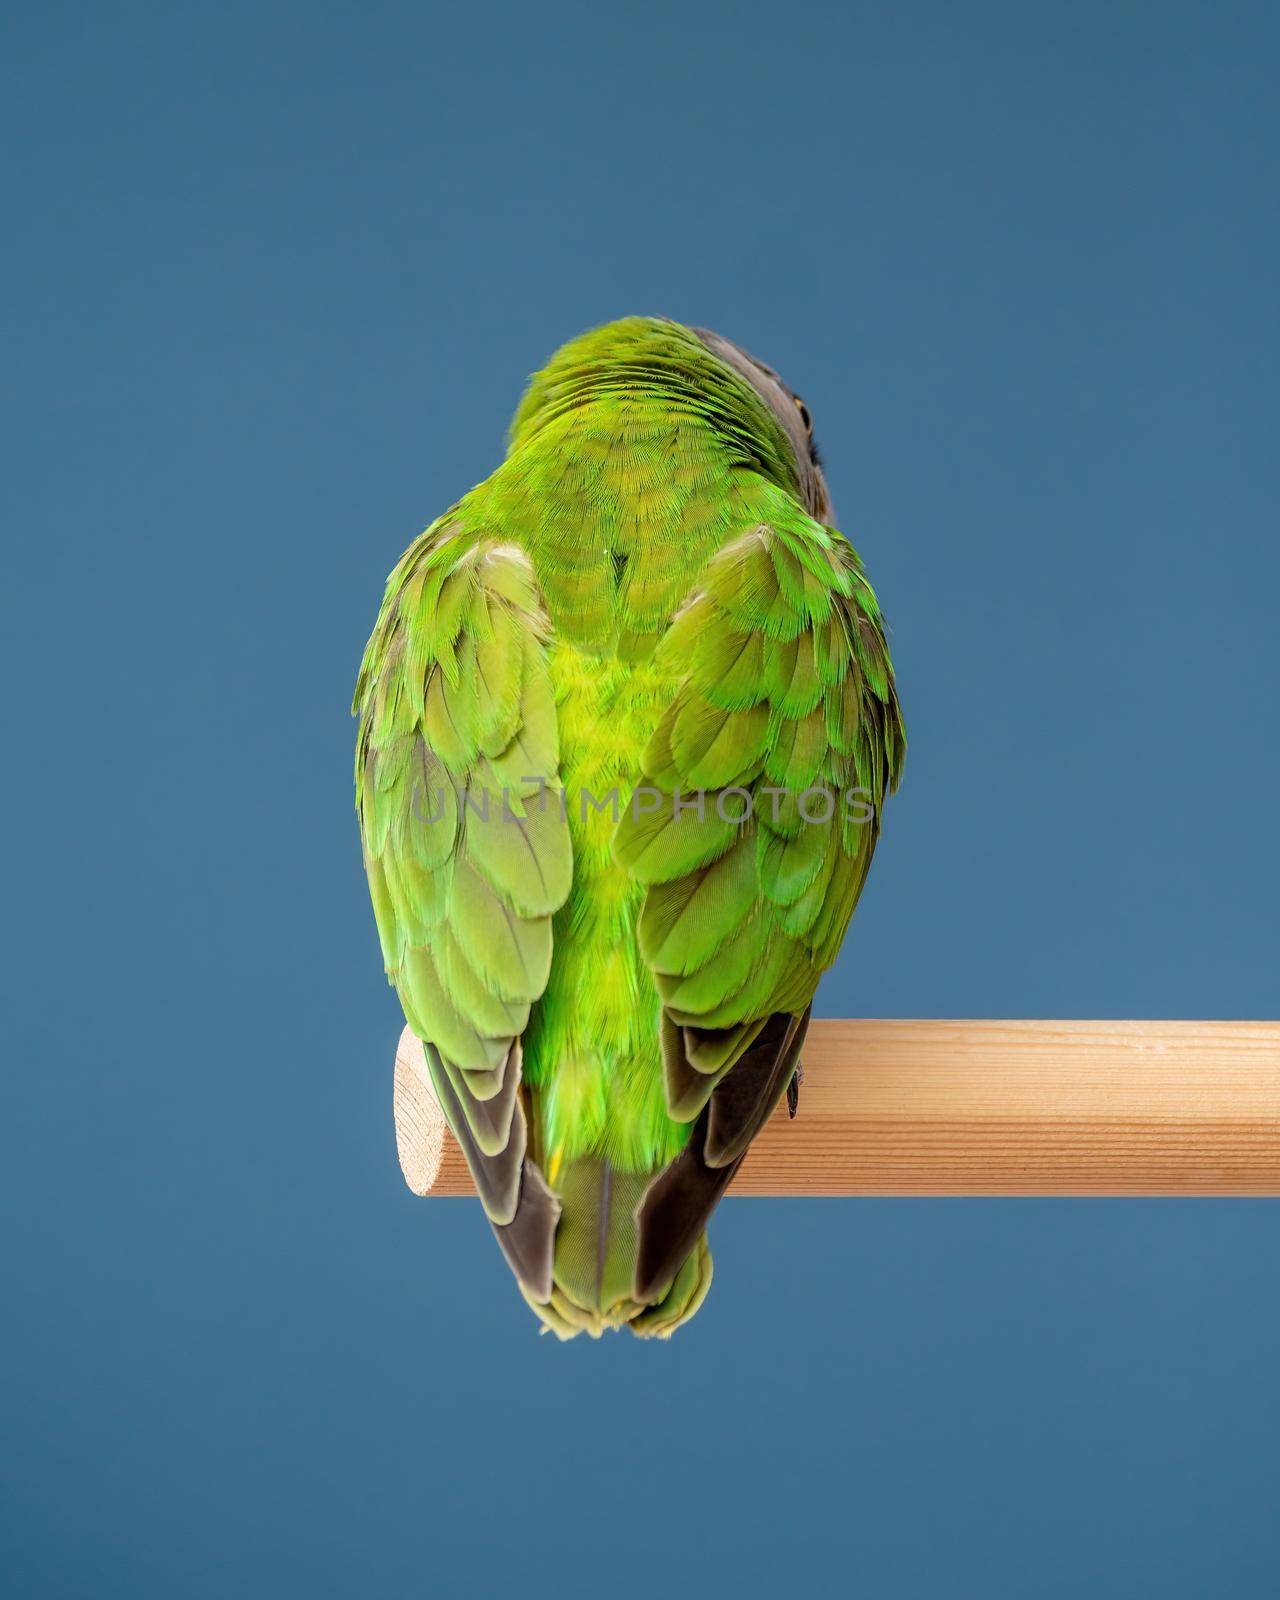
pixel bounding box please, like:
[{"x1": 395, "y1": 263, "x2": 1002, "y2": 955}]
[{"x1": 691, "y1": 327, "x2": 834, "y2": 523}]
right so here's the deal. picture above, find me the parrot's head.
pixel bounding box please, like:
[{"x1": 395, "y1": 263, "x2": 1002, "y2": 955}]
[
  {"x1": 509, "y1": 318, "x2": 835, "y2": 524},
  {"x1": 691, "y1": 326, "x2": 834, "y2": 525}
]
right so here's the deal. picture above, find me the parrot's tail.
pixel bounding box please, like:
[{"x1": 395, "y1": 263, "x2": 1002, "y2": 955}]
[
  {"x1": 455, "y1": 1008, "x2": 810, "y2": 1337},
  {"x1": 512, "y1": 1156, "x2": 714, "y2": 1340}
]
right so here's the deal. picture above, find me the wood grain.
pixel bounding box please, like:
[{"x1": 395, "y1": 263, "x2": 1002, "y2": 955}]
[{"x1": 393, "y1": 1020, "x2": 1280, "y2": 1197}]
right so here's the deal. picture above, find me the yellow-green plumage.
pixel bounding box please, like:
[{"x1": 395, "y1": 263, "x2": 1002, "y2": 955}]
[
  {"x1": 354, "y1": 318, "x2": 903, "y2": 1337},
  {"x1": 521, "y1": 643, "x2": 680, "y2": 1172}
]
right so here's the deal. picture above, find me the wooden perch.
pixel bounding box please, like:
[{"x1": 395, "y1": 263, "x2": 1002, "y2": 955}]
[{"x1": 393, "y1": 1020, "x2": 1280, "y2": 1197}]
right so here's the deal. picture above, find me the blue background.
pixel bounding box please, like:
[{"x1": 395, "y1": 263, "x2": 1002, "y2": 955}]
[{"x1": 4, "y1": 2, "x2": 1278, "y2": 1594}]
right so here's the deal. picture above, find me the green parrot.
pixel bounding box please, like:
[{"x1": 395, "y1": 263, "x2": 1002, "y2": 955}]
[{"x1": 354, "y1": 318, "x2": 903, "y2": 1337}]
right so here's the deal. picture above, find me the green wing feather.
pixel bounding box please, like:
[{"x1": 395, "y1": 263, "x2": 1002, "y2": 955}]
[
  {"x1": 354, "y1": 523, "x2": 572, "y2": 1265},
  {"x1": 616, "y1": 488, "x2": 904, "y2": 1184}
]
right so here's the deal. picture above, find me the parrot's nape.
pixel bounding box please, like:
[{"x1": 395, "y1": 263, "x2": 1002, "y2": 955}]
[{"x1": 354, "y1": 318, "x2": 903, "y2": 1337}]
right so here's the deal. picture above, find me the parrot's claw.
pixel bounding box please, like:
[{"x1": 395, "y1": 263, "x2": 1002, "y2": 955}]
[{"x1": 787, "y1": 1066, "x2": 804, "y2": 1119}]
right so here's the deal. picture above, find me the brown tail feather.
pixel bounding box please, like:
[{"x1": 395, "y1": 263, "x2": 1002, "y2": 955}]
[{"x1": 634, "y1": 1007, "x2": 810, "y2": 1302}]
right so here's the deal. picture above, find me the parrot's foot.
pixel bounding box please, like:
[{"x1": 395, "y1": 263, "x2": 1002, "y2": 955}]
[{"x1": 787, "y1": 1065, "x2": 804, "y2": 1119}]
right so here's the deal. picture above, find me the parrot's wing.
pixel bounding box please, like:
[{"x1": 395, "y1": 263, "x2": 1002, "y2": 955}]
[
  {"x1": 614, "y1": 512, "x2": 904, "y2": 1298},
  {"x1": 354, "y1": 522, "x2": 572, "y2": 1298}
]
